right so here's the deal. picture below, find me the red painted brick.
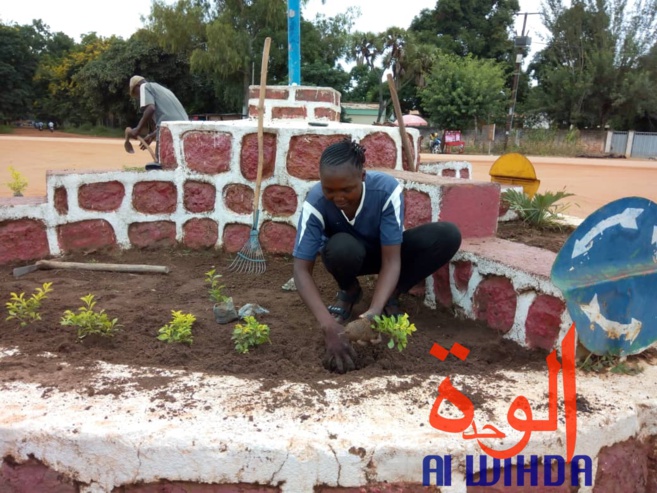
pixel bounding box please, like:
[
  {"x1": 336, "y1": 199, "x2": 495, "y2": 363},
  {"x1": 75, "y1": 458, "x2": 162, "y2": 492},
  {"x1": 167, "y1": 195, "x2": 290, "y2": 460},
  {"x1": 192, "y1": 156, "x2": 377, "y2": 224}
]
[
  {"x1": 433, "y1": 264, "x2": 452, "y2": 307},
  {"x1": 133, "y1": 181, "x2": 177, "y2": 214},
  {"x1": 120, "y1": 481, "x2": 280, "y2": 492},
  {"x1": 525, "y1": 295, "x2": 566, "y2": 350},
  {"x1": 248, "y1": 86, "x2": 289, "y2": 100},
  {"x1": 223, "y1": 184, "x2": 254, "y2": 215},
  {"x1": 473, "y1": 276, "x2": 517, "y2": 333},
  {"x1": 460, "y1": 168, "x2": 470, "y2": 179},
  {"x1": 57, "y1": 220, "x2": 117, "y2": 253},
  {"x1": 499, "y1": 197, "x2": 511, "y2": 217},
  {"x1": 272, "y1": 106, "x2": 307, "y2": 119},
  {"x1": 263, "y1": 185, "x2": 298, "y2": 216},
  {"x1": 223, "y1": 224, "x2": 251, "y2": 253},
  {"x1": 439, "y1": 182, "x2": 500, "y2": 238},
  {"x1": 240, "y1": 133, "x2": 276, "y2": 181},
  {"x1": 248, "y1": 105, "x2": 258, "y2": 118},
  {"x1": 314, "y1": 108, "x2": 340, "y2": 121},
  {"x1": 260, "y1": 221, "x2": 296, "y2": 254},
  {"x1": 183, "y1": 218, "x2": 219, "y2": 250},
  {"x1": 295, "y1": 88, "x2": 337, "y2": 103},
  {"x1": 453, "y1": 261, "x2": 473, "y2": 292},
  {"x1": 0, "y1": 219, "x2": 49, "y2": 264},
  {"x1": 0, "y1": 457, "x2": 76, "y2": 493},
  {"x1": 404, "y1": 189, "x2": 432, "y2": 229},
  {"x1": 184, "y1": 181, "x2": 216, "y2": 213},
  {"x1": 78, "y1": 181, "x2": 125, "y2": 211},
  {"x1": 287, "y1": 134, "x2": 349, "y2": 180},
  {"x1": 183, "y1": 131, "x2": 232, "y2": 174},
  {"x1": 159, "y1": 127, "x2": 176, "y2": 169},
  {"x1": 317, "y1": 483, "x2": 438, "y2": 492},
  {"x1": 594, "y1": 437, "x2": 652, "y2": 493},
  {"x1": 128, "y1": 221, "x2": 176, "y2": 248},
  {"x1": 360, "y1": 132, "x2": 397, "y2": 169},
  {"x1": 54, "y1": 186, "x2": 68, "y2": 215},
  {"x1": 443, "y1": 169, "x2": 457, "y2": 178},
  {"x1": 408, "y1": 281, "x2": 426, "y2": 298}
]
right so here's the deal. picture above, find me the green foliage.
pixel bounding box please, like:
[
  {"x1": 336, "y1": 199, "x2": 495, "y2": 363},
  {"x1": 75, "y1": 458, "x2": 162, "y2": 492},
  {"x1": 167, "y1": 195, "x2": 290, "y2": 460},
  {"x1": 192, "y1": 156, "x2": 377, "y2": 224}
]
[
  {"x1": 157, "y1": 310, "x2": 195, "y2": 345},
  {"x1": 6, "y1": 166, "x2": 28, "y2": 195},
  {"x1": 0, "y1": 125, "x2": 14, "y2": 134},
  {"x1": 5, "y1": 282, "x2": 53, "y2": 327},
  {"x1": 578, "y1": 352, "x2": 643, "y2": 375},
  {"x1": 502, "y1": 188, "x2": 576, "y2": 229},
  {"x1": 205, "y1": 268, "x2": 230, "y2": 304},
  {"x1": 420, "y1": 53, "x2": 507, "y2": 130},
  {"x1": 371, "y1": 313, "x2": 417, "y2": 351},
  {"x1": 60, "y1": 294, "x2": 120, "y2": 340},
  {"x1": 232, "y1": 316, "x2": 270, "y2": 354}
]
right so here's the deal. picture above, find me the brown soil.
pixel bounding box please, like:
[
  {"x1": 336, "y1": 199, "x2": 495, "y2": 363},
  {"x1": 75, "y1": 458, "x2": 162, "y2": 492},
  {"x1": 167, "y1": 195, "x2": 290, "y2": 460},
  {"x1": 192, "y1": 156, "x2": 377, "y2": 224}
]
[
  {"x1": 496, "y1": 220, "x2": 575, "y2": 254},
  {"x1": 0, "y1": 249, "x2": 549, "y2": 398}
]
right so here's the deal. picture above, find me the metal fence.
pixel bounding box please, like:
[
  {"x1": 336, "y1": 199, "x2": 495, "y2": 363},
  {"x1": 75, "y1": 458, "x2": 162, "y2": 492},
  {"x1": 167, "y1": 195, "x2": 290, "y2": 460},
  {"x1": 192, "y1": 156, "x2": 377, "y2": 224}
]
[
  {"x1": 610, "y1": 131, "x2": 629, "y2": 155},
  {"x1": 632, "y1": 132, "x2": 657, "y2": 158}
]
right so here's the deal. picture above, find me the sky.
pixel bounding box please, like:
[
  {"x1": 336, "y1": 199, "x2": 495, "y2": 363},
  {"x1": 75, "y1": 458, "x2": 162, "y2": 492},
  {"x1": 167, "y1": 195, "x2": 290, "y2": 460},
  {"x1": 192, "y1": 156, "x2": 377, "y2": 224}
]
[{"x1": 1, "y1": 0, "x2": 547, "y2": 58}]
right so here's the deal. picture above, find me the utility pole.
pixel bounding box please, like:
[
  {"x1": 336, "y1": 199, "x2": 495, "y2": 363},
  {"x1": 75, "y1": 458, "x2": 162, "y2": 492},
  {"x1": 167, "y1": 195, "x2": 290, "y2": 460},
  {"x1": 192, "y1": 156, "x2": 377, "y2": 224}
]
[
  {"x1": 503, "y1": 12, "x2": 540, "y2": 151},
  {"x1": 288, "y1": 0, "x2": 301, "y2": 85}
]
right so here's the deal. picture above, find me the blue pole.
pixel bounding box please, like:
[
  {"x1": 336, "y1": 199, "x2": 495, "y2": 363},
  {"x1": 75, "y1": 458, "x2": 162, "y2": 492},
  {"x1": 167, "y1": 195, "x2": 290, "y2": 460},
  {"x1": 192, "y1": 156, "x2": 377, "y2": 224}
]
[{"x1": 288, "y1": 0, "x2": 301, "y2": 85}]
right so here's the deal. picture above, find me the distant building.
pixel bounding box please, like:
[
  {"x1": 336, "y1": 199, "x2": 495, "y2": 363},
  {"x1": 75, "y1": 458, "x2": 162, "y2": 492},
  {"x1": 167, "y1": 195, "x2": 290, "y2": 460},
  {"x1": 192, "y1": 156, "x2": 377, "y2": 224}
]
[{"x1": 341, "y1": 103, "x2": 380, "y2": 125}]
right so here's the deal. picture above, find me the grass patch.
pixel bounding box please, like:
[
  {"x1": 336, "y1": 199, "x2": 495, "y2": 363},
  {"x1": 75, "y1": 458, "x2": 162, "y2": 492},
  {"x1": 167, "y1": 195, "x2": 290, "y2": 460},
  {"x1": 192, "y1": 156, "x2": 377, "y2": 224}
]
[
  {"x1": 578, "y1": 352, "x2": 644, "y2": 375},
  {"x1": 122, "y1": 166, "x2": 147, "y2": 172},
  {"x1": 0, "y1": 125, "x2": 14, "y2": 134},
  {"x1": 64, "y1": 124, "x2": 124, "y2": 138}
]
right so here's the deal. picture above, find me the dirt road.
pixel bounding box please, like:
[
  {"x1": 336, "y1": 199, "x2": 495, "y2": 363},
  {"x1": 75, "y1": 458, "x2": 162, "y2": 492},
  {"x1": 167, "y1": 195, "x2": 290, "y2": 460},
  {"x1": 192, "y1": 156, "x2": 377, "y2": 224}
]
[{"x1": 2, "y1": 129, "x2": 656, "y2": 219}]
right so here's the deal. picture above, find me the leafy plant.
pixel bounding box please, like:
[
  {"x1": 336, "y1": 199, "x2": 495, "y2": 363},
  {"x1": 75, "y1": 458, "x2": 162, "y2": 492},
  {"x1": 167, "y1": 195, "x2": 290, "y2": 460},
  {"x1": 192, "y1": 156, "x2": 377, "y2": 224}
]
[
  {"x1": 371, "y1": 313, "x2": 417, "y2": 351},
  {"x1": 6, "y1": 166, "x2": 28, "y2": 195},
  {"x1": 60, "y1": 294, "x2": 120, "y2": 340},
  {"x1": 232, "y1": 316, "x2": 270, "y2": 354},
  {"x1": 502, "y1": 188, "x2": 576, "y2": 229},
  {"x1": 157, "y1": 310, "x2": 195, "y2": 345},
  {"x1": 578, "y1": 352, "x2": 643, "y2": 376},
  {"x1": 205, "y1": 268, "x2": 230, "y2": 304},
  {"x1": 5, "y1": 282, "x2": 53, "y2": 326}
]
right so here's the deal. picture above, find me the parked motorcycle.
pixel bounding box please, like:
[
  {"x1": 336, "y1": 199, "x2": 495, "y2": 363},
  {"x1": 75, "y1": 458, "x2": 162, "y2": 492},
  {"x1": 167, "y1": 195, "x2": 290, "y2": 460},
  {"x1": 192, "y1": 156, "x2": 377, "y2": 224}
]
[{"x1": 430, "y1": 136, "x2": 442, "y2": 154}]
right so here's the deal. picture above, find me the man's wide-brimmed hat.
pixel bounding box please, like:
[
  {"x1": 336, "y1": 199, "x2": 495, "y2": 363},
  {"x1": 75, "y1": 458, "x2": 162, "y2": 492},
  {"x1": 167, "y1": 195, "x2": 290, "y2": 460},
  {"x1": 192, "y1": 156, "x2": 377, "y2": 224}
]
[{"x1": 129, "y1": 75, "x2": 145, "y2": 94}]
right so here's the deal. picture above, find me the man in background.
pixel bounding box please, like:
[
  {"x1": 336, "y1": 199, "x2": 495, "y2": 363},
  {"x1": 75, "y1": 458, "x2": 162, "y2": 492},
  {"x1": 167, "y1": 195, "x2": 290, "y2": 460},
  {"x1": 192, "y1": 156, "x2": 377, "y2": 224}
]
[{"x1": 128, "y1": 75, "x2": 188, "y2": 169}]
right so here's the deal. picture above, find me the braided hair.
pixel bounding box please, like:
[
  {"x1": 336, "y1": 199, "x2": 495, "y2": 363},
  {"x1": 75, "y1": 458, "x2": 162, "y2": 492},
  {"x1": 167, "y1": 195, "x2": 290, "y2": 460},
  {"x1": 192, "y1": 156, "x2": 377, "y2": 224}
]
[{"x1": 319, "y1": 138, "x2": 366, "y2": 171}]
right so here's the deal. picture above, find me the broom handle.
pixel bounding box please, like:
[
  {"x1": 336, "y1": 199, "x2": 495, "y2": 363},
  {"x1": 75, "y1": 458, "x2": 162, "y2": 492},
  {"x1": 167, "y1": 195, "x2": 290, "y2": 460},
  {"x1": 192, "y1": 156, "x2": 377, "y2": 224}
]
[{"x1": 253, "y1": 37, "x2": 272, "y2": 228}]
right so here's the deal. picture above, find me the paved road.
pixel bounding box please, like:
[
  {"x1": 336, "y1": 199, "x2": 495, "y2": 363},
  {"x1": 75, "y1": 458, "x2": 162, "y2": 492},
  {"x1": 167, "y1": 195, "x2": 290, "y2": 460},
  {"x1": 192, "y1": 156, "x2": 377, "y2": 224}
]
[{"x1": 2, "y1": 132, "x2": 656, "y2": 219}]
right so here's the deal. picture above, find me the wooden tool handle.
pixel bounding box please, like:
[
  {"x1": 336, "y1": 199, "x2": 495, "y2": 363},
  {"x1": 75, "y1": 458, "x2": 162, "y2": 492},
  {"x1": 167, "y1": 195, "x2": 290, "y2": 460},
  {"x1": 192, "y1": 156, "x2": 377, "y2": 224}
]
[
  {"x1": 138, "y1": 136, "x2": 158, "y2": 162},
  {"x1": 36, "y1": 260, "x2": 170, "y2": 274},
  {"x1": 253, "y1": 37, "x2": 272, "y2": 221},
  {"x1": 387, "y1": 74, "x2": 416, "y2": 172}
]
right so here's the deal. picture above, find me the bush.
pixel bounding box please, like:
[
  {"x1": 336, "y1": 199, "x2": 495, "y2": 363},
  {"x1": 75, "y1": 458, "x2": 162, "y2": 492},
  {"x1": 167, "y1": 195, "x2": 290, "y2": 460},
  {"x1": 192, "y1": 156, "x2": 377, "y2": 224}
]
[{"x1": 502, "y1": 188, "x2": 575, "y2": 229}]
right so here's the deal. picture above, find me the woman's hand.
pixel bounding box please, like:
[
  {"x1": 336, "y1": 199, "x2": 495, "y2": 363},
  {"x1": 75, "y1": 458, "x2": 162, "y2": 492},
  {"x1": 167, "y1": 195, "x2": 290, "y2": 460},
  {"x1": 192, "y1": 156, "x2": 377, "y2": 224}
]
[{"x1": 322, "y1": 321, "x2": 357, "y2": 373}]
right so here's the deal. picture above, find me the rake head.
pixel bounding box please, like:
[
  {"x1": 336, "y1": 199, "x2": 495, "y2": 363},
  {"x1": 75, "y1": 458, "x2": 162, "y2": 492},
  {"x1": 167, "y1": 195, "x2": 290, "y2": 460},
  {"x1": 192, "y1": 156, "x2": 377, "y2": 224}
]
[{"x1": 228, "y1": 229, "x2": 266, "y2": 274}]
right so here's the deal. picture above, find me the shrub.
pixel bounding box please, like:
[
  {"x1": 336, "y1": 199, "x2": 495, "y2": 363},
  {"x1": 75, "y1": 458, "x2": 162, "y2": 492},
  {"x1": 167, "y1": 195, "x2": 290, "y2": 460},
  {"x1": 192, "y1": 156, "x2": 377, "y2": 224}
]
[
  {"x1": 158, "y1": 310, "x2": 195, "y2": 345},
  {"x1": 232, "y1": 316, "x2": 270, "y2": 353},
  {"x1": 205, "y1": 268, "x2": 230, "y2": 304},
  {"x1": 6, "y1": 166, "x2": 28, "y2": 195},
  {"x1": 5, "y1": 282, "x2": 53, "y2": 326},
  {"x1": 61, "y1": 294, "x2": 120, "y2": 340},
  {"x1": 502, "y1": 188, "x2": 575, "y2": 229},
  {"x1": 372, "y1": 313, "x2": 417, "y2": 351}
]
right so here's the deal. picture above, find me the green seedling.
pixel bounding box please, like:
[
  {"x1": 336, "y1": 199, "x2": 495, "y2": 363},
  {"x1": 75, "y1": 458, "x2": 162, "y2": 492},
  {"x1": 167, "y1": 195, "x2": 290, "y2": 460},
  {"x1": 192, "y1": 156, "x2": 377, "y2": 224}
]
[
  {"x1": 61, "y1": 294, "x2": 120, "y2": 340},
  {"x1": 6, "y1": 166, "x2": 28, "y2": 196},
  {"x1": 158, "y1": 310, "x2": 195, "y2": 345},
  {"x1": 232, "y1": 316, "x2": 270, "y2": 354},
  {"x1": 205, "y1": 268, "x2": 230, "y2": 304},
  {"x1": 372, "y1": 313, "x2": 417, "y2": 351},
  {"x1": 5, "y1": 282, "x2": 53, "y2": 326}
]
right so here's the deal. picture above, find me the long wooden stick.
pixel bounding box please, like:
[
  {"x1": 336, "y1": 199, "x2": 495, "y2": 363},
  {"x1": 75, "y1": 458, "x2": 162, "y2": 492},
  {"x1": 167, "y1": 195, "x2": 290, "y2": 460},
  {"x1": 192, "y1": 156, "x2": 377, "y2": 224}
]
[
  {"x1": 387, "y1": 73, "x2": 416, "y2": 172},
  {"x1": 253, "y1": 37, "x2": 272, "y2": 225}
]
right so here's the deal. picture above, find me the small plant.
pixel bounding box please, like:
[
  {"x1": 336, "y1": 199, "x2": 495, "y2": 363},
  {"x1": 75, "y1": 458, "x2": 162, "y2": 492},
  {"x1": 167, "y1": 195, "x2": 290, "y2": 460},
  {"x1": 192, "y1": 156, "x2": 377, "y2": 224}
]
[
  {"x1": 502, "y1": 188, "x2": 576, "y2": 230},
  {"x1": 157, "y1": 310, "x2": 195, "y2": 345},
  {"x1": 5, "y1": 282, "x2": 53, "y2": 326},
  {"x1": 205, "y1": 268, "x2": 230, "y2": 304},
  {"x1": 6, "y1": 166, "x2": 28, "y2": 196},
  {"x1": 232, "y1": 316, "x2": 270, "y2": 353},
  {"x1": 372, "y1": 313, "x2": 417, "y2": 351},
  {"x1": 578, "y1": 352, "x2": 643, "y2": 375},
  {"x1": 60, "y1": 294, "x2": 120, "y2": 340}
]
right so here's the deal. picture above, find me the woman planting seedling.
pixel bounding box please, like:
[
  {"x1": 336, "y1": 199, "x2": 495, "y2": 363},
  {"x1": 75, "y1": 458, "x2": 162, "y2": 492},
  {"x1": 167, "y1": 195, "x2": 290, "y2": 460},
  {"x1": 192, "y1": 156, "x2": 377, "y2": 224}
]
[{"x1": 292, "y1": 138, "x2": 461, "y2": 374}]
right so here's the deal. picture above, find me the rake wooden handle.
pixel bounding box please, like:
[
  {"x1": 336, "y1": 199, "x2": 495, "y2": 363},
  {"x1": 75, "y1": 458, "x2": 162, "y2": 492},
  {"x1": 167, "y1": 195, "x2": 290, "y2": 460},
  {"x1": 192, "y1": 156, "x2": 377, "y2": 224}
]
[
  {"x1": 253, "y1": 37, "x2": 272, "y2": 224},
  {"x1": 387, "y1": 74, "x2": 416, "y2": 172},
  {"x1": 35, "y1": 260, "x2": 169, "y2": 274}
]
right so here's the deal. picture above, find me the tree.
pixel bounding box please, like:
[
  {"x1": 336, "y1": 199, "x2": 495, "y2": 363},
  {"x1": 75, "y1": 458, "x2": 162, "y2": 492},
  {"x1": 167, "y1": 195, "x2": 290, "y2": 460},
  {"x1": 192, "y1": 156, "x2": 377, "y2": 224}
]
[
  {"x1": 420, "y1": 53, "x2": 507, "y2": 129},
  {"x1": 0, "y1": 23, "x2": 39, "y2": 120},
  {"x1": 409, "y1": 0, "x2": 520, "y2": 62},
  {"x1": 529, "y1": 0, "x2": 657, "y2": 129}
]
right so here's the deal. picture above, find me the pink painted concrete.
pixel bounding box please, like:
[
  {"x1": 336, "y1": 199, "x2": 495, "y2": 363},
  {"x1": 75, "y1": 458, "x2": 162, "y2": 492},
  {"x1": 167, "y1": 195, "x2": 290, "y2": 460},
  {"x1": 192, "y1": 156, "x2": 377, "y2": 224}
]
[
  {"x1": 453, "y1": 261, "x2": 473, "y2": 292},
  {"x1": 223, "y1": 184, "x2": 254, "y2": 215},
  {"x1": 0, "y1": 219, "x2": 49, "y2": 264},
  {"x1": 240, "y1": 133, "x2": 276, "y2": 181},
  {"x1": 594, "y1": 437, "x2": 655, "y2": 493},
  {"x1": 78, "y1": 181, "x2": 125, "y2": 212},
  {"x1": 287, "y1": 134, "x2": 350, "y2": 180},
  {"x1": 159, "y1": 127, "x2": 176, "y2": 169},
  {"x1": 223, "y1": 224, "x2": 251, "y2": 253},
  {"x1": 260, "y1": 221, "x2": 297, "y2": 254},
  {"x1": 460, "y1": 238, "x2": 556, "y2": 279},
  {"x1": 57, "y1": 219, "x2": 117, "y2": 253},
  {"x1": 0, "y1": 458, "x2": 76, "y2": 493},
  {"x1": 439, "y1": 181, "x2": 500, "y2": 238},
  {"x1": 262, "y1": 185, "x2": 297, "y2": 216},
  {"x1": 404, "y1": 189, "x2": 432, "y2": 230},
  {"x1": 184, "y1": 181, "x2": 216, "y2": 213},
  {"x1": 460, "y1": 169, "x2": 470, "y2": 179},
  {"x1": 360, "y1": 132, "x2": 397, "y2": 169},
  {"x1": 433, "y1": 265, "x2": 452, "y2": 307},
  {"x1": 525, "y1": 295, "x2": 567, "y2": 350},
  {"x1": 54, "y1": 187, "x2": 68, "y2": 215}
]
